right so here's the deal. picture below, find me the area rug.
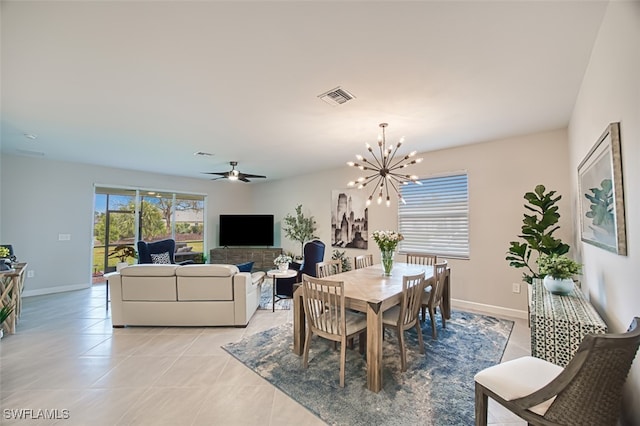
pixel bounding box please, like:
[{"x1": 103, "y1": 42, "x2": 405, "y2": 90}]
[
  {"x1": 259, "y1": 279, "x2": 291, "y2": 310},
  {"x1": 223, "y1": 310, "x2": 513, "y2": 425}
]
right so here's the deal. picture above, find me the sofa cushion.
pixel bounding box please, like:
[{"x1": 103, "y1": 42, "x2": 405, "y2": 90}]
[
  {"x1": 176, "y1": 264, "x2": 239, "y2": 277},
  {"x1": 150, "y1": 251, "x2": 172, "y2": 264},
  {"x1": 121, "y1": 264, "x2": 178, "y2": 276},
  {"x1": 236, "y1": 261, "x2": 254, "y2": 272}
]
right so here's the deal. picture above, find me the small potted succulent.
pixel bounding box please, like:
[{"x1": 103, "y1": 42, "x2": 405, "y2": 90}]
[
  {"x1": 0, "y1": 303, "x2": 14, "y2": 339},
  {"x1": 274, "y1": 254, "x2": 293, "y2": 271},
  {"x1": 537, "y1": 253, "x2": 582, "y2": 295},
  {"x1": 109, "y1": 245, "x2": 137, "y2": 271}
]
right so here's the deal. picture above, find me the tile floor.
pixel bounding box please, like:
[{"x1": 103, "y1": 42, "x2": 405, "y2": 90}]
[{"x1": 0, "y1": 284, "x2": 529, "y2": 425}]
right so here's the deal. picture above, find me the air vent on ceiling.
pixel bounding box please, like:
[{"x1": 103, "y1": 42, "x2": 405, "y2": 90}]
[{"x1": 318, "y1": 86, "x2": 356, "y2": 105}]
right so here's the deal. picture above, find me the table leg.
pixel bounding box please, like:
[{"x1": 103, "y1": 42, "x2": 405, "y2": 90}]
[
  {"x1": 272, "y1": 277, "x2": 276, "y2": 312},
  {"x1": 443, "y1": 269, "x2": 451, "y2": 319},
  {"x1": 293, "y1": 286, "x2": 305, "y2": 355},
  {"x1": 366, "y1": 301, "x2": 383, "y2": 392}
]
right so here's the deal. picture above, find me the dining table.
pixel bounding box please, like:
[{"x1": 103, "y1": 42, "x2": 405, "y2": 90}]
[{"x1": 292, "y1": 261, "x2": 451, "y2": 392}]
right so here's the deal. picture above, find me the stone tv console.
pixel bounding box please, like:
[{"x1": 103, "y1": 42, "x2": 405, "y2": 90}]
[{"x1": 210, "y1": 247, "x2": 282, "y2": 271}]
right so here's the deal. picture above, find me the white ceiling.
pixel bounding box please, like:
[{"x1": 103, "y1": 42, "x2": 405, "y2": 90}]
[{"x1": 1, "y1": 1, "x2": 607, "y2": 182}]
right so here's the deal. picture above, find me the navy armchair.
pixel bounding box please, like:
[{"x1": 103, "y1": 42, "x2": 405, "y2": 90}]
[
  {"x1": 275, "y1": 239, "x2": 325, "y2": 297},
  {"x1": 137, "y1": 239, "x2": 194, "y2": 265}
]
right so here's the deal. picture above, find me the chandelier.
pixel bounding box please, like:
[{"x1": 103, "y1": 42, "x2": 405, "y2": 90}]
[{"x1": 347, "y1": 123, "x2": 422, "y2": 206}]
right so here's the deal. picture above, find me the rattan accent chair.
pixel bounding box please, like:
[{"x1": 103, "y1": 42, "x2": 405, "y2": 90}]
[
  {"x1": 406, "y1": 252, "x2": 437, "y2": 266},
  {"x1": 382, "y1": 272, "x2": 426, "y2": 372},
  {"x1": 316, "y1": 260, "x2": 342, "y2": 278},
  {"x1": 474, "y1": 316, "x2": 640, "y2": 426},
  {"x1": 420, "y1": 260, "x2": 448, "y2": 339},
  {"x1": 300, "y1": 274, "x2": 367, "y2": 387},
  {"x1": 354, "y1": 254, "x2": 374, "y2": 269}
]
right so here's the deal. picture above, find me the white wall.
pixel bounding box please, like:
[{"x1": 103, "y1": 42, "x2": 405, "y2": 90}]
[
  {"x1": 0, "y1": 154, "x2": 253, "y2": 295},
  {"x1": 568, "y1": 1, "x2": 640, "y2": 423},
  {"x1": 254, "y1": 127, "x2": 572, "y2": 317}
]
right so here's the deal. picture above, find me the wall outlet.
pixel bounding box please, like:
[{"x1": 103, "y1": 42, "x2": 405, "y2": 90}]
[
  {"x1": 58, "y1": 233, "x2": 71, "y2": 241},
  {"x1": 512, "y1": 283, "x2": 521, "y2": 294},
  {"x1": 27, "y1": 270, "x2": 35, "y2": 278}
]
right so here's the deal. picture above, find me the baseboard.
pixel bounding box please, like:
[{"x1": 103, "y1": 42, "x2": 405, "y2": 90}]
[
  {"x1": 22, "y1": 283, "x2": 90, "y2": 298},
  {"x1": 451, "y1": 298, "x2": 528, "y2": 320}
]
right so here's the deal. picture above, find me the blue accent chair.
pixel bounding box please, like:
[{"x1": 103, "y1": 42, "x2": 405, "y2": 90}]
[
  {"x1": 137, "y1": 239, "x2": 194, "y2": 265},
  {"x1": 275, "y1": 240, "x2": 325, "y2": 297}
]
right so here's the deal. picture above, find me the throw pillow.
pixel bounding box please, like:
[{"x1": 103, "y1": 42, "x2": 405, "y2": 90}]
[
  {"x1": 150, "y1": 252, "x2": 172, "y2": 264},
  {"x1": 236, "y1": 261, "x2": 254, "y2": 272}
]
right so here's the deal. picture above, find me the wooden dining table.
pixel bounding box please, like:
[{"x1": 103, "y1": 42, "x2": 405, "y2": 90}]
[{"x1": 292, "y1": 262, "x2": 451, "y2": 392}]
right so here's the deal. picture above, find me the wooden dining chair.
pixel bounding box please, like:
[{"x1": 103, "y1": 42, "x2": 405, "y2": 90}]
[
  {"x1": 421, "y1": 260, "x2": 448, "y2": 339},
  {"x1": 354, "y1": 254, "x2": 374, "y2": 269},
  {"x1": 300, "y1": 274, "x2": 367, "y2": 387},
  {"x1": 406, "y1": 252, "x2": 437, "y2": 266},
  {"x1": 382, "y1": 272, "x2": 426, "y2": 372},
  {"x1": 316, "y1": 260, "x2": 342, "y2": 278},
  {"x1": 474, "y1": 317, "x2": 640, "y2": 426}
]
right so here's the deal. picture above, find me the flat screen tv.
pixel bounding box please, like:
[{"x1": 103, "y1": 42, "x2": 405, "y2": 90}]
[{"x1": 219, "y1": 214, "x2": 274, "y2": 247}]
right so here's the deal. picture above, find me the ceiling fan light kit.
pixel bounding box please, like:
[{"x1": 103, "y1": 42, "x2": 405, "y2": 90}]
[
  {"x1": 204, "y1": 161, "x2": 266, "y2": 183},
  {"x1": 347, "y1": 123, "x2": 423, "y2": 207}
]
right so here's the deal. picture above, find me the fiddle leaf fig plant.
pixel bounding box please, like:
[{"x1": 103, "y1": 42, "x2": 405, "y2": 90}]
[
  {"x1": 506, "y1": 184, "x2": 570, "y2": 284},
  {"x1": 283, "y1": 204, "x2": 318, "y2": 260}
]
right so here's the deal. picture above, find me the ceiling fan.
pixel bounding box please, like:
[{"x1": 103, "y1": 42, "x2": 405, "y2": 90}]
[{"x1": 203, "y1": 161, "x2": 266, "y2": 183}]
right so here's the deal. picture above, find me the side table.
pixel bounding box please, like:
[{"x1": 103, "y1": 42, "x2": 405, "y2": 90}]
[{"x1": 267, "y1": 269, "x2": 298, "y2": 312}]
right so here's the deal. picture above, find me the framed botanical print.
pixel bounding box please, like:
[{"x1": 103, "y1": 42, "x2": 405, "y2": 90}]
[{"x1": 577, "y1": 122, "x2": 627, "y2": 255}]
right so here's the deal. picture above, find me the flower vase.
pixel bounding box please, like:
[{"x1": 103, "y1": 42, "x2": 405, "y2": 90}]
[
  {"x1": 278, "y1": 263, "x2": 289, "y2": 272},
  {"x1": 381, "y1": 249, "x2": 394, "y2": 276}
]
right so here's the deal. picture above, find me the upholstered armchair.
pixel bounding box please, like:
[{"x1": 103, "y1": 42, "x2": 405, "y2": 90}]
[
  {"x1": 275, "y1": 239, "x2": 326, "y2": 298},
  {"x1": 137, "y1": 239, "x2": 194, "y2": 265}
]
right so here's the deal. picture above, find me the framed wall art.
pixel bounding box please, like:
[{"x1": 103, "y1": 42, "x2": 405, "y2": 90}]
[
  {"x1": 577, "y1": 122, "x2": 627, "y2": 255},
  {"x1": 331, "y1": 189, "x2": 368, "y2": 249}
]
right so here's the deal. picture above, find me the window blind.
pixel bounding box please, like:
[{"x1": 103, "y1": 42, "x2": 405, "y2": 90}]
[{"x1": 398, "y1": 173, "x2": 469, "y2": 259}]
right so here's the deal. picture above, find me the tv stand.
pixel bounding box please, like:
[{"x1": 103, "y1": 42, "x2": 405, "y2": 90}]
[{"x1": 209, "y1": 247, "x2": 282, "y2": 271}]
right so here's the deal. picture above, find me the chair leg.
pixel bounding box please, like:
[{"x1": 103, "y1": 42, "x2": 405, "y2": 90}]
[
  {"x1": 429, "y1": 307, "x2": 437, "y2": 339},
  {"x1": 440, "y1": 306, "x2": 446, "y2": 329},
  {"x1": 302, "y1": 327, "x2": 312, "y2": 368},
  {"x1": 475, "y1": 383, "x2": 488, "y2": 426},
  {"x1": 420, "y1": 305, "x2": 426, "y2": 322},
  {"x1": 415, "y1": 321, "x2": 424, "y2": 354},
  {"x1": 339, "y1": 337, "x2": 346, "y2": 387},
  {"x1": 358, "y1": 331, "x2": 366, "y2": 355},
  {"x1": 397, "y1": 327, "x2": 407, "y2": 372}
]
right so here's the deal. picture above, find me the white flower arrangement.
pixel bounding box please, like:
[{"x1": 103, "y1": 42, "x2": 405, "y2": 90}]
[
  {"x1": 274, "y1": 254, "x2": 293, "y2": 266},
  {"x1": 371, "y1": 230, "x2": 404, "y2": 251}
]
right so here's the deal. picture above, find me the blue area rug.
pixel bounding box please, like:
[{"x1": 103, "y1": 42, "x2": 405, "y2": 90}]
[{"x1": 223, "y1": 311, "x2": 513, "y2": 425}]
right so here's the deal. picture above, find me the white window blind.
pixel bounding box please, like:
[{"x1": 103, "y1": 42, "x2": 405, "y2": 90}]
[{"x1": 398, "y1": 173, "x2": 469, "y2": 259}]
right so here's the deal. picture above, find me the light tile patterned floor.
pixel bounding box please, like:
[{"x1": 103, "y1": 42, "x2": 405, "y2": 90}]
[{"x1": 0, "y1": 284, "x2": 528, "y2": 425}]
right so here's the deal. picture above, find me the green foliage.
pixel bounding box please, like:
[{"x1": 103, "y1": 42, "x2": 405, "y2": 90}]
[
  {"x1": 537, "y1": 254, "x2": 581, "y2": 280},
  {"x1": 283, "y1": 205, "x2": 318, "y2": 258},
  {"x1": 506, "y1": 184, "x2": 570, "y2": 284},
  {"x1": 0, "y1": 303, "x2": 15, "y2": 325},
  {"x1": 108, "y1": 244, "x2": 137, "y2": 262},
  {"x1": 94, "y1": 200, "x2": 166, "y2": 245},
  {"x1": 584, "y1": 178, "x2": 615, "y2": 234},
  {"x1": 331, "y1": 249, "x2": 351, "y2": 272}
]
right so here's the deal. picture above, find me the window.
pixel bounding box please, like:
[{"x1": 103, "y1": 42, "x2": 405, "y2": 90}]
[{"x1": 398, "y1": 173, "x2": 469, "y2": 259}]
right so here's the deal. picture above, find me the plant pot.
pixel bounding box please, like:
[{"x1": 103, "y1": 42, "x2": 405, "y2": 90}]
[
  {"x1": 278, "y1": 263, "x2": 289, "y2": 272},
  {"x1": 543, "y1": 276, "x2": 574, "y2": 295},
  {"x1": 116, "y1": 262, "x2": 129, "y2": 272}
]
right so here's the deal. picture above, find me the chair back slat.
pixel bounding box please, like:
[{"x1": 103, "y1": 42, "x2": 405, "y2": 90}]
[
  {"x1": 406, "y1": 253, "x2": 437, "y2": 266},
  {"x1": 316, "y1": 260, "x2": 342, "y2": 278},
  {"x1": 354, "y1": 254, "x2": 374, "y2": 269},
  {"x1": 429, "y1": 261, "x2": 448, "y2": 305},
  {"x1": 399, "y1": 272, "x2": 426, "y2": 327}
]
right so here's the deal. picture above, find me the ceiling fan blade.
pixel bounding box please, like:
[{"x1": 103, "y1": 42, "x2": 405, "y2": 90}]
[
  {"x1": 202, "y1": 171, "x2": 229, "y2": 176},
  {"x1": 239, "y1": 173, "x2": 266, "y2": 179},
  {"x1": 239, "y1": 176, "x2": 251, "y2": 183}
]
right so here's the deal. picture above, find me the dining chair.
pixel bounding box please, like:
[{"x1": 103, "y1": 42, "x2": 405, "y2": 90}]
[
  {"x1": 382, "y1": 272, "x2": 426, "y2": 372},
  {"x1": 316, "y1": 259, "x2": 342, "y2": 278},
  {"x1": 474, "y1": 316, "x2": 640, "y2": 426},
  {"x1": 300, "y1": 274, "x2": 367, "y2": 387},
  {"x1": 354, "y1": 254, "x2": 374, "y2": 269},
  {"x1": 406, "y1": 252, "x2": 437, "y2": 266},
  {"x1": 421, "y1": 260, "x2": 448, "y2": 339}
]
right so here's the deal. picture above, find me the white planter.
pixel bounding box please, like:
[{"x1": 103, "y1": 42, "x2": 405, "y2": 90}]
[
  {"x1": 278, "y1": 263, "x2": 289, "y2": 271},
  {"x1": 116, "y1": 262, "x2": 129, "y2": 272},
  {"x1": 543, "y1": 275, "x2": 574, "y2": 295}
]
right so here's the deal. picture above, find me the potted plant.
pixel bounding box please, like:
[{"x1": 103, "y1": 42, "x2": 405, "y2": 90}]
[
  {"x1": 282, "y1": 204, "x2": 318, "y2": 261},
  {"x1": 109, "y1": 245, "x2": 137, "y2": 271},
  {"x1": 274, "y1": 254, "x2": 293, "y2": 271},
  {"x1": 331, "y1": 249, "x2": 351, "y2": 272},
  {"x1": 506, "y1": 184, "x2": 570, "y2": 284},
  {"x1": 537, "y1": 253, "x2": 582, "y2": 295},
  {"x1": 0, "y1": 303, "x2": 14, "y2": 339}
]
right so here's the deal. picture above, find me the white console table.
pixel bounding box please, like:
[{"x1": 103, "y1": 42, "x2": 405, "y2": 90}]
[{"x1": 528, "y1": 278, "x2": 607, "y2": 367}]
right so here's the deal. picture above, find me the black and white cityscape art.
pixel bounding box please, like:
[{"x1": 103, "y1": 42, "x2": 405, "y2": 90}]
[{"x1": 331, "y1": 189, "x2": 368, "y2": 249}]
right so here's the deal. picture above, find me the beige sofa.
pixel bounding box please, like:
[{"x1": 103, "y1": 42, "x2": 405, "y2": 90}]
[{"x1": 106, "y1": 264, "x2": 265, "y2": 327}]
